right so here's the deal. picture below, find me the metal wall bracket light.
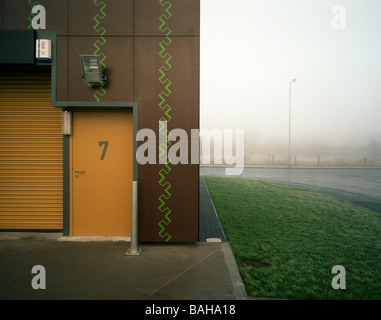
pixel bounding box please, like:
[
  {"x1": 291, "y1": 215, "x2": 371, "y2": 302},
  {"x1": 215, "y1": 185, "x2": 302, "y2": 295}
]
[{"x1": 79, "y1": 55, "x2": 106, "y2": 87}]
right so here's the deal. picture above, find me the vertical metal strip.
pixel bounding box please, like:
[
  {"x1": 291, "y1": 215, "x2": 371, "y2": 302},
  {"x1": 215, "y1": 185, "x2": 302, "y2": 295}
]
[
  {"x1": 93, "y1": 0, "x2": 107, "y2": 102},
  {"x1": 157, "y1": 0, "x2": 173, "y2": 242},
  {"x1": 62, "y1": 135, "x2": 70, "y2": 236}
]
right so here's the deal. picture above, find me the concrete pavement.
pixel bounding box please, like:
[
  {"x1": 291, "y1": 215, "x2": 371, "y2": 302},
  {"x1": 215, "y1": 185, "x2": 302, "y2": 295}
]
[{"x1": 0, "y1": 232, "x2": 247, "y2": 300}]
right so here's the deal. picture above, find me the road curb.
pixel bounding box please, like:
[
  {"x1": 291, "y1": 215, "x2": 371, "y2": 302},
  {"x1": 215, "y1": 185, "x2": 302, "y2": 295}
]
[{"x1": 221, "y1": 242, "x2": 249, "y2": 300}]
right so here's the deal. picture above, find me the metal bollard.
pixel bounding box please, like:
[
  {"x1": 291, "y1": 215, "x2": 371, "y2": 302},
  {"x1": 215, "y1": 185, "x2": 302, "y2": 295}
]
[{"x1": 125, "y1": 181, "x2": 141, "y2": 256}]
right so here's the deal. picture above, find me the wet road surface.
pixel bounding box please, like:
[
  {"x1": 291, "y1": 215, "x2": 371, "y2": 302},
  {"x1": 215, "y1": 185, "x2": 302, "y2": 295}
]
[{"x1": 200, "y1": 166, "x2": 381, "y2": 213}]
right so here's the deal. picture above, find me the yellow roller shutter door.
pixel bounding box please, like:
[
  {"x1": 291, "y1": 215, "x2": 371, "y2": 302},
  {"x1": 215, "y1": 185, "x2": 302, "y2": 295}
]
[{"x1": 0, "y1": 72, "x2": 63, "y2": 230}]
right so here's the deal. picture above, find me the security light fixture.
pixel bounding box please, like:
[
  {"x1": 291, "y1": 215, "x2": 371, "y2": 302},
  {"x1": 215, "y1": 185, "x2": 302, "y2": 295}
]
[{"x1": 80, "y1": 55, "x2": 106, "y2": 87}]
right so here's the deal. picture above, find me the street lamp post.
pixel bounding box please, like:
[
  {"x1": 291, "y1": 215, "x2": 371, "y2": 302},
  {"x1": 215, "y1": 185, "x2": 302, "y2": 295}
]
[{"x1": 288, "y1": 78, "x2": 297, "y2": 168}]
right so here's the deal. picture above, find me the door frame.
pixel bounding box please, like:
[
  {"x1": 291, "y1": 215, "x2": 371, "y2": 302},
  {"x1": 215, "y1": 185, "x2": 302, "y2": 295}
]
[{"x1": 54, "y1": 102, "x2": 138, "y2": 236}]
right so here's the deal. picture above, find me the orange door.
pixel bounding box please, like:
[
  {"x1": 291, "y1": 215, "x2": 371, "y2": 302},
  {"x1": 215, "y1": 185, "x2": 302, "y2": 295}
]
[{"x1": 71, "y1": 111, "x2": 133, "y2": 236}]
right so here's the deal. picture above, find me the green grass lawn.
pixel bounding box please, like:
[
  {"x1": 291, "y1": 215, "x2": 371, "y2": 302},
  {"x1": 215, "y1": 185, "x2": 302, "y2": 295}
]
[{"x1": 204, "y1": 176, "x2": 381, "y2": 300}]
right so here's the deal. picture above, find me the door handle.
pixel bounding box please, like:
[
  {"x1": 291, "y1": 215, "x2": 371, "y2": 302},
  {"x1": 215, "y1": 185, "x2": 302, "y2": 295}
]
[{"x1": 75, "y1": 169, "x2": 85, "y2": 173}]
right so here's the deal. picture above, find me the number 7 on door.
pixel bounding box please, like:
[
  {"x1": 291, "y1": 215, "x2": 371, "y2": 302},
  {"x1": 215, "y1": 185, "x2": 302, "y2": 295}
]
[{"x1": 99, "y1": 141, "x2": 109, "y2": 160}]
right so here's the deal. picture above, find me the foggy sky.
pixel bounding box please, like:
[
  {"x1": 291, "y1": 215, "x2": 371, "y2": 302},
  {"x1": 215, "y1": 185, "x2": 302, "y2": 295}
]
[{"x1": 200, "y1": 0, "x2": 381, "y2": 160}]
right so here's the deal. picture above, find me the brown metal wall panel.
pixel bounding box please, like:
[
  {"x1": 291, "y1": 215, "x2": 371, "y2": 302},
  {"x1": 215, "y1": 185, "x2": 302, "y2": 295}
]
[
  {"x1": 134, "y1": 0, "x2": 200, "y2": 242},
  {"x1": 68, "y1": 36, "x2": 133, "y2": 101},
  {"x1": 56, "y1": 36, "x2": 68, "y2": 101},
  {"x1": 42, "y1": 0, "x2": 69, "y2": 36},
  {"x1": 138, "y1": 160, "x2": 199, "y2": 242},
  {"x1": 134, "y1": 36, "x2": 199, "y2": 135},
  {"x1": 165, "y1": 162, "x2": 199, "y2": 242},
  {"x1": 3, "y1": 0, "x2": 68, "y2": 35},
  {"x1": 134, "y1": 0, "x2": 200, "y2": 36},
  {"x1": 3, "y1": 0, "x2": 31, "y2": 29},
  {"x1": 137, "y1": 135, "x2": 199, "y2": 242},
  {"x1": 68, "y1": 0, "x2": 133, "y2": 36}
]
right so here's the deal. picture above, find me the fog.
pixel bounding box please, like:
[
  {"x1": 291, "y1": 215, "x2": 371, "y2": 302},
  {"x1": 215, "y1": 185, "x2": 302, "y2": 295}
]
[{"x1": 200, "y1": 0, "x2": 381, "y2": 165}]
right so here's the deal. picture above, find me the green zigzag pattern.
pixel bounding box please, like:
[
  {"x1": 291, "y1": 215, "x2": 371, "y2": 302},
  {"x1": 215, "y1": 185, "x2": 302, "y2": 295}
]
[
  {"x1": 93, "y1": 0, "x2": 107, "y2": 102},
  {"x1": 158, "y1": 0, "x2": 173, "y2": 242},
  {"x1": 27, "y1": 0, "x2": 41, "y2": 30}
]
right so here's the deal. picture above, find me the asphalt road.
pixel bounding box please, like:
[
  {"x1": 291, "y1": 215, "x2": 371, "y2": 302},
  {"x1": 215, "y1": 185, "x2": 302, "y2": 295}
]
[{"x1": 200, "y1": 166, "x2": 381, "y2": 213}]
